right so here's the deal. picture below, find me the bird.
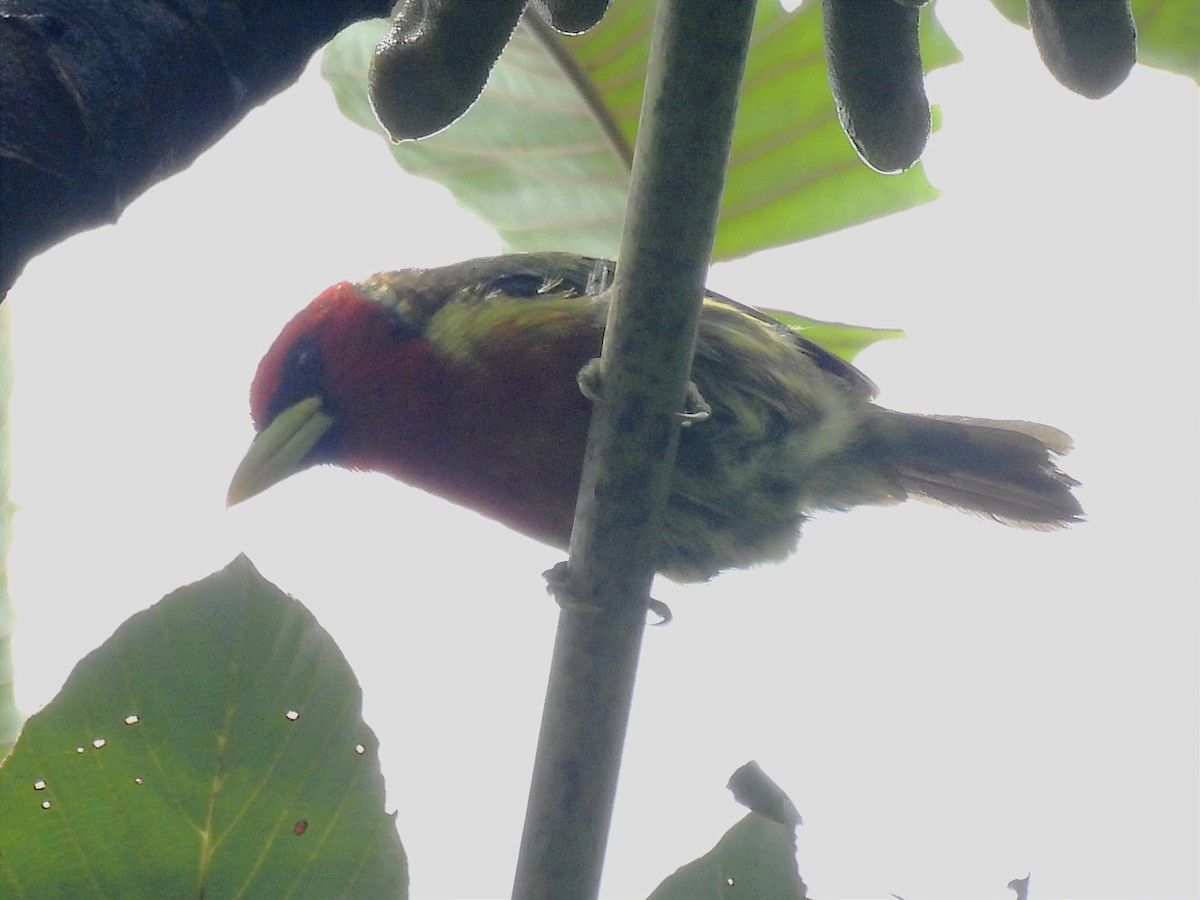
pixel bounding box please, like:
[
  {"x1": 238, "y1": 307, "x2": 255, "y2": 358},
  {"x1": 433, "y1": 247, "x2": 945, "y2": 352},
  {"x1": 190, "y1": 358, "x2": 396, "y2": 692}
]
[{"x1": 227, "y1": 252, "x2": 1082, "y2": 583}]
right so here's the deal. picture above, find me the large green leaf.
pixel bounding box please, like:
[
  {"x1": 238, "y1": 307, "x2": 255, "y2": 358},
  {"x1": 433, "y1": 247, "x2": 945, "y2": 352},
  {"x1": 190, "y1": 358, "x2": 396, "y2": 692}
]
[
  {"x1": 647, "y1": 813, "x2": 808, "y2": 900},
  {"x1": 989, "y1": 0, "x2": 1200, "y2": 83},
  {"x1": 762, "y1": 308, "x2": 904, "y2": 364},
  {"x1": 322, "y1": 0, "x2": 960, "y2": 261},
  {"x1": 648, "y1": 762, "x2": 807, "y2": 899},
  {"x1": 0, "y1": 556, "x2": 406, "y2": 898}
]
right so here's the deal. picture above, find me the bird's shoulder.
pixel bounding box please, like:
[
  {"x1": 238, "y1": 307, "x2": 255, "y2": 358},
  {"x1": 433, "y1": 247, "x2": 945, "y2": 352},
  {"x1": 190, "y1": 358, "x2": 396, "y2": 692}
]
[
  {"x1": 698, "y1": 289, "x2": 878, "y2": 399},
  {"x1": 421, "y1": 254, "x2": 610, "y2": 367}
]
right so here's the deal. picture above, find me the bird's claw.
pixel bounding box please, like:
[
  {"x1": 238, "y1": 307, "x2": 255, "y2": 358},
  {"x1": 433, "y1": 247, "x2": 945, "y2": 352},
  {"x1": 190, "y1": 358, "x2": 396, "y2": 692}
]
[
  {"x1": 543, "y1": 562, "x2": 673, "y2": 625},
  {"x1": 647, "y1": 597, "x2": 673, "y2": 625},
  {"x1": 578, "y1": 360, "x2": 708, "y2": 429},
  {"x1": 576, "y1": 358, "x2": 604, "y2": 404},
  {"x1": 678, "y1": 382, "x2": 711, "y2": 426}
]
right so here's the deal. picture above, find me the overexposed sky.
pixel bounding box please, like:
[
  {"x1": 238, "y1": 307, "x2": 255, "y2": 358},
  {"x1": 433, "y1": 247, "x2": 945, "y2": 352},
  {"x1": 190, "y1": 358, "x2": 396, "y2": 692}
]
[{"x1": 6, "y1": 4, "x2": 1198, "y2": 899}]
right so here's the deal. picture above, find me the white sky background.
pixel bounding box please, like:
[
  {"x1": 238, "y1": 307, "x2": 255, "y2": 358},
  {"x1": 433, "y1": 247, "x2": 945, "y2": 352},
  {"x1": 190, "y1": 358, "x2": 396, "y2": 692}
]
[{"x1": 6, "y1": 4, "x2": 1198, "y2": 899}]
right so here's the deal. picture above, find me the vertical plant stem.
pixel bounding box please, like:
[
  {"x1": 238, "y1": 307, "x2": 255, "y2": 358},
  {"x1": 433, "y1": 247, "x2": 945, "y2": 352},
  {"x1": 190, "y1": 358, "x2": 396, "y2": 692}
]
[{"x1": 511, "y1": 2, "x2": 756, "y2": 899}]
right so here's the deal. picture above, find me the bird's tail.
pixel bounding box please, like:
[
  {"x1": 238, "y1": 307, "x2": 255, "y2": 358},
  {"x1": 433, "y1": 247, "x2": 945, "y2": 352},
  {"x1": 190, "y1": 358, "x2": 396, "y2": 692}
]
[{"x1": 868, "y1": 410, "x2": 1083, "y2": 527}]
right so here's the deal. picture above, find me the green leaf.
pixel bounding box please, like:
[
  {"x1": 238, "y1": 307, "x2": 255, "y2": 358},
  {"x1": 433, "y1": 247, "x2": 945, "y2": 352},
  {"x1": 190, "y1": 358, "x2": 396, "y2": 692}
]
[
  {"x1": 988, "y1": 0, "x2": 1200, "y2": 83},
  {"x1": 763, "y1": 308, "x2": 904, "y2": 363},
  {"x1": 726, "y1": 760, "x2": 802, "y2": 828},
  {"x1": 322, "y1": 0, "x2": 960, "y2": 261},
  {"x1": 647, "y1": 813, "x2": 809, "y2": 900},
  {"x1": 649, "y1": 763, "x2": 808, "y2": 899},
  {"x1": 0, "y1": 556, "x2": 406, "y2": 899}
]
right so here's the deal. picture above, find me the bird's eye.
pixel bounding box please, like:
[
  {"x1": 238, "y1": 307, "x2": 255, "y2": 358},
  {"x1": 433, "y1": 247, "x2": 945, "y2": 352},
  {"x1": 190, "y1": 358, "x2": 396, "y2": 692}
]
[
  {"x1": 266, "y1": 332, "x2": 327, "y2": 422},
  {"x1": 282, "y1": 334, "x2": 323, "y2": 391}
]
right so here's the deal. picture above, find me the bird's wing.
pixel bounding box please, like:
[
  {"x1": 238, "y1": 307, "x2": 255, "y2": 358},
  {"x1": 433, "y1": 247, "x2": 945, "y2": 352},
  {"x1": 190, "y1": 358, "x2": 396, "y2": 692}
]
[
  {"x1": 702, "y1": 288, "x2": 880, "y2": 399},
  {"x1": 459, "y1": 253, "x2": 879, "y2": 399}
]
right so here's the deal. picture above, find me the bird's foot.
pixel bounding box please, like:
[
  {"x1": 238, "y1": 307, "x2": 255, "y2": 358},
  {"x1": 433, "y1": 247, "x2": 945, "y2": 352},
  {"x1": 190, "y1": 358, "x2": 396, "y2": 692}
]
[
  {"x1": 678, "y1": 382, "x2": 711, "y2": 426},
  {"x1": 543, "y1": 562, "x2": 672, "y2": 625},
  {"x1": 575, "y1": 358, "x2": 604, "y2": 404},
  {"x1": 577, "y1": 358, "x2": 709, "y2": 429}
]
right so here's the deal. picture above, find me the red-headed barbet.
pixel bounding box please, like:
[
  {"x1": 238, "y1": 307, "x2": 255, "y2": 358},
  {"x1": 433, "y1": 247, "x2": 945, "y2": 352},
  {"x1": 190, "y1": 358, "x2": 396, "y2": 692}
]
[{"x1": 228, "y1": 253, "x2": 1081, "y2": 582}]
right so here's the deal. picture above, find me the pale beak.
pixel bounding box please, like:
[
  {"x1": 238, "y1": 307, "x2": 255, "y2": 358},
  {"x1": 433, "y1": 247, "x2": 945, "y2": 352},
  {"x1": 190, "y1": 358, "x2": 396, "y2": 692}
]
[{"x1": 226, "y1": 396, "x2": 336, "y2": 506}]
